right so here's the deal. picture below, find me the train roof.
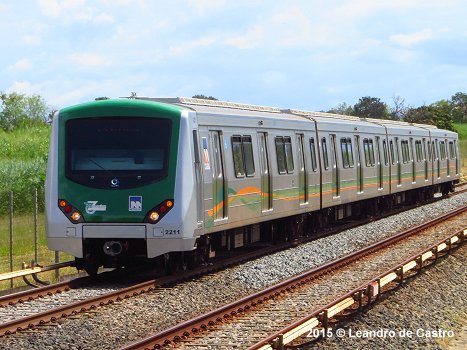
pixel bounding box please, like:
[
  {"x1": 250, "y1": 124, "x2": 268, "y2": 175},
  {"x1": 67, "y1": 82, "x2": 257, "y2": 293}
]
[{"x1": 135, "y1": 97, "x2": 441, "y2": 131}]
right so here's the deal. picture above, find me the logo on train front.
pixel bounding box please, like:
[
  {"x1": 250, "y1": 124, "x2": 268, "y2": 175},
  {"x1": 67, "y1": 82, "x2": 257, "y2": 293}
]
[
  {"x1": 129, "y1": 196, "x2": 142, "y2": 211},
  {"x1": 84, "y1": 201, "x2": 107, "y2": 214}
]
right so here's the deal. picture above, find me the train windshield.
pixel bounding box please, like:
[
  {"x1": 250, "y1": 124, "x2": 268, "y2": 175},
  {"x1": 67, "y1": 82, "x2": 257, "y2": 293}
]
[{"x1": 65, "y1": 117, "x2": 172, "y2": 189}]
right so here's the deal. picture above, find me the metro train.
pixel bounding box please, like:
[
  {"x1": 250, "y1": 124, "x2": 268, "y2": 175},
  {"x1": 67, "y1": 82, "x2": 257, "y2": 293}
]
[{"x1": 45, "y1": 97, "x2": 460, "y2": 275}]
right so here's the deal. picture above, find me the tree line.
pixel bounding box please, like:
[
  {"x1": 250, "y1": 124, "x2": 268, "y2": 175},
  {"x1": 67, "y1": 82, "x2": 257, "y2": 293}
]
[
  {"x1": 0, "y1": 92, "x2": 54, "y2": 131},
  {"x1": 1, "y1": 91, "x2": 466, "y2": 132},
  {"x1": 327, "y1": 92, "x2": 467, "y2": 131}
]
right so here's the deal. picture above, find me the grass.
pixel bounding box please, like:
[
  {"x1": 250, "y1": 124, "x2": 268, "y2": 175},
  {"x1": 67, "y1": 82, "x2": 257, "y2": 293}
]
[
  {"x1": 454, "y1": 124, "x2": 467, "y2": 179},
  {"x1": 0, "y1": 124, "x2": 50, "y2": 215},
  {"x1": 454, "y1": 123, "x2": 467, "y2": 140},
  {"x1": 0, "y1": 212, "x2": 75, "y2": 290}
]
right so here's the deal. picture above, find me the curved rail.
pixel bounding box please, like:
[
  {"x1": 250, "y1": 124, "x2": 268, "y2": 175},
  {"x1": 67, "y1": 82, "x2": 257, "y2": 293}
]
[{"x1": 120, "y1": 205, "x2": 467, "y2": 350}]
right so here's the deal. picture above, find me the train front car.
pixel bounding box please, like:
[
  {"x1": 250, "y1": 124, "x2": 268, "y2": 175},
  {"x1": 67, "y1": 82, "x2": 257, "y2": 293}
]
[{"x1": 46, "y1": 99, "x2": 198, "y2": 275}]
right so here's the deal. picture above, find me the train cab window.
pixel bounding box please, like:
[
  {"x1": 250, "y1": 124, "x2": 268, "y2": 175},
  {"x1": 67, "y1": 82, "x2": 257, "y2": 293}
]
[
  {"x1": 309, "y1": 138, "x2": 318, "y2": 171},
  {"x1": 275, "y1": 136, "x2": 294, "y2": 174},
  {"x1": 231, "y1": 135, "x2": 255, "y2": 178},
  {"x1": 363, "y1": 138, "x2": 375, "y2": 166},
  {"x1": 321, "y1": 137, "x2": 329, "y2": 170},
  {"x1": 340, "y1": 138, "x2": 354, "y2": 168},
  {"x1": 401, "y1": 140, "x2": 410, "y2": 163},
  {"x1": 449, "y1": 141, "x2": 455, "y2": 159},
  {"x1": 66, "y1": 117, "x2": 171, "y2": 189},
  {"x1": 415, "y1": 140, "x2": 423, "y2": 162}
]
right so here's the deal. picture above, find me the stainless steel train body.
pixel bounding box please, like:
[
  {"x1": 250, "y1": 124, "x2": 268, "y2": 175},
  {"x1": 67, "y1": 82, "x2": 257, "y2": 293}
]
[{"x1": 45, "y1": 98, "x2": 460, "y2": 273}]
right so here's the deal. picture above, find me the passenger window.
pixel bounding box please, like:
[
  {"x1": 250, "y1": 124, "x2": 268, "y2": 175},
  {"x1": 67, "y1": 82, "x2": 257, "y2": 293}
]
[
  {"x1": 449, "y1": 141, "x2": 455, "y2": 159},
  {"x1": 363, "y1": 138, "x2": 375, "y2": 166},
  {"x1": 340, "y1": 137, "x2": 354, "y2": 168},
  {"x1": 439, "y1": 141, "x2": 446, "y2": 160},
  {"x1": 401, "y1": 140, "x2": 410, "y2": 163},
  {"x1": 243, "y1": 136, "x2": 255, "y2": 176},
  {"x1": 382, "y1": 140, "x2": 388, "y2": 165},
  {"x1": 275, "y1": 136, "x2": 294, "y2": 174},
  {"x1": 415, "y1": 140, "x2": 423, "y2": 162},
  {"x1": 284, "y1": 137, "x2": 294, "y2": 173},
  {"x1": 309, "y1": 138, "x2": 317, "y2": 171},
  {"x1": 275, "y1": 137, "x2": 286, "y2": 174},
  {"x1": 231, "y1": 135, "x2": 255, "y2": 178},
  {"x1": 390, "y1": 140, "x2": 396, "y2": 164},
  {"x1": 322, "y1": 137, "x2": 329, "y2": 170},
  {"x1": 232, "y1": 136, "x2": 245, "y2": 177}
]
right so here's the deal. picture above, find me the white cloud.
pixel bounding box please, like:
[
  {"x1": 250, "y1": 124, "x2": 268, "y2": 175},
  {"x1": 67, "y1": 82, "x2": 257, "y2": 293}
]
[
  {"x1": 8, "y1": 58, "x2": 33, "y2": 71},
  {"x1": 390, "y1": 29, "x2": 433, "y2": 47},
  {"x1": 224, "y1": 26, "x2": 264, "y2": 49},
  {"x1": 93, "y1": 12, "x2": 113, "y2": 24},
  {"x1": 69, "y1": 53, "x2": 111, "y2": 69},
  {"x1": 169, "y1": 36, "x2": 218, "y2": 55},
  {"x1": 8, "y1": 81, "x2": 35, "y2": 94},
  {"x1": 187, "y1": 0, "x2": 227, "y2": 16}
]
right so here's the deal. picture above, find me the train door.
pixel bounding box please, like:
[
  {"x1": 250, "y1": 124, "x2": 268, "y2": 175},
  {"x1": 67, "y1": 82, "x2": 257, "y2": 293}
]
[
  {"x1": 410, "y1": 138, "x2": 416, "y2": 183},
  {"x1": 422, "y1": 138, "x2": 429, "y2": 181},
  {"x1": 434, "y1": 140, "x2": 440, "y2": 178},
  {"x1": 395, "y1": 137, "x2": 402, "y2": 185},
  {"x1": 330, "y1": 134, "x2": 340, "y2": 197},
  {"x1": 354, "y1": 135, "x2": 363, "y2": 193},
  {"x1": 453, "y1": 140, "x2": 459, "y2": 175},
  {"x1": 375, "y1": 136, "x2": 383, "y2": 189},
  {"x1": 444, "y1": 139, "x2": 450, "y2": 177},
  {"x1": 211, "y1": 131, "x2": 227, "y2": 221},
  {"x1": 192, "y1": 130, "x2": 203, "y2": 224},
  {"x1": 258, "y1": 132, "x2": 272, "y2": 211},
  {"x1": 297, "y1": 134, "x2": 308, "y2": 204}
]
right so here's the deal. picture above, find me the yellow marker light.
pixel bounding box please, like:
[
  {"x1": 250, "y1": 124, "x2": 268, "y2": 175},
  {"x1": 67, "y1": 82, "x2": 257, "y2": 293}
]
[
  {"x1": 166, "y1": 200, "x2": 173, "y2": 208},
  {"x1": 149, "y1": 211, "x2": 160, "y2": 222},
  {"x1": 59, "y1": 200, "x2": 67, "y2": 207},
  {"x1": 71, "y1": 212, "x2": 81, "y2": 221}
]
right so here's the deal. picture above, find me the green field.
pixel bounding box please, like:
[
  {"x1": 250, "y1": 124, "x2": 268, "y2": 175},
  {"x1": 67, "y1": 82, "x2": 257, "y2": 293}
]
[
  {"x1": 0, "y1": 125, "x2": 50, "y2": 215},
  {"x1": 454, "y1": 123, "x2": 467, "y2": 179}
]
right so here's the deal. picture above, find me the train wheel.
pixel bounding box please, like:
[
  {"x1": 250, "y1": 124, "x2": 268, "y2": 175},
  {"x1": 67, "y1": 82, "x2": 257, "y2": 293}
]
[{"x1": 84, "y1": 262, "x2": 99, "y2": 276}]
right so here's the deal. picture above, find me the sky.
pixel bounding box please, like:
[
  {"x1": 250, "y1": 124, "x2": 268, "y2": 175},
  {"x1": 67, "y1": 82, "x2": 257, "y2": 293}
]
[{"x1": 1, "y1": 0, "x2": 467, "y2": 112}]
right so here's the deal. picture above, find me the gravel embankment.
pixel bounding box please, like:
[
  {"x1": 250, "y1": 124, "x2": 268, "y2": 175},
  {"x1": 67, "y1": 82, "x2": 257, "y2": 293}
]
[
  {"x1": 308, "y1": 244, "x2": 466, "y2": 350},
  {"x1": 1, "y1": 193, "x2": 466, "y2": 350},
  {"x1": 173, "y1": 212, "x2": 466, "y2": 349}
]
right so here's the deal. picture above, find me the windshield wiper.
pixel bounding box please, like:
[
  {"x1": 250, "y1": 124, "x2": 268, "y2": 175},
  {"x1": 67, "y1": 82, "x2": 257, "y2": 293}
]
[{"x1": 85, "y1": 158, "x2": 118, "y2": 179}]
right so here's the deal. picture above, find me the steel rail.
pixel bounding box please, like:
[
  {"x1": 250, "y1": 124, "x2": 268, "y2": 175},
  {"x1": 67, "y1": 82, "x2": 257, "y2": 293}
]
[
  {"x1": 248, "y1": 227, "x2": 466, "y2": 350},
  {"x1": 119, "y1": 205, "x2": 467, "y2": 350},
  {"x1": 0, "y1": 240, "x2": 303, "y2": 337}
]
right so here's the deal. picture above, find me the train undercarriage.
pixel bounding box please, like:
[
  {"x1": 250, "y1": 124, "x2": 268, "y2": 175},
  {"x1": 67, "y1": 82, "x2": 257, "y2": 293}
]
[{"x1": 75, "y1": 182, "x2": 456, "y2": 276}]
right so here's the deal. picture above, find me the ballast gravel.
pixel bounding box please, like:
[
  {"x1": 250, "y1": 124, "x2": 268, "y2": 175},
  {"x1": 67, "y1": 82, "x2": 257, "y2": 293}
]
[
  {"x1": 1, "y1": 193, "x2": 466, "y2": 350},
  {"x1": 307, "y1": 244, "x2": 467, "y2": 350}
]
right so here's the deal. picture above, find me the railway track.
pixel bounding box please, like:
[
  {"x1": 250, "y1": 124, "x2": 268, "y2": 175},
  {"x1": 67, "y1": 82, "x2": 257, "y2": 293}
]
[
  {"x1": 1, "y1": 190, "x2": 465, "y2": 345},
  {"x1": 120, "y1": 206, "x2": 466, "y2": 350}
]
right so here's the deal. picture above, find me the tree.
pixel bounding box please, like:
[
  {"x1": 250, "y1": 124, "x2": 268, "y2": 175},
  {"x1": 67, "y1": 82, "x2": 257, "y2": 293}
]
[
  {"x1": 450, "y1": 92, "x2": 467, "y2": 123},
  {"x1": 389, "y1": 95, "x2": 408, "y2": 120},
  {"x1": 0, "y1": 92, "x2": 52, "y2": 131},
  {"x1": 353, "y1": 96, "x2": 390, "y2": 120},
  {"x1": 404, "y1": 102, "x2": 454, "y2": 131},
  {"x1": 192, "y1": 94, "x2": 218, "y2": 100},
  {"x1": 327, "y1": 102, "x2": 354, "y2": 115}
]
